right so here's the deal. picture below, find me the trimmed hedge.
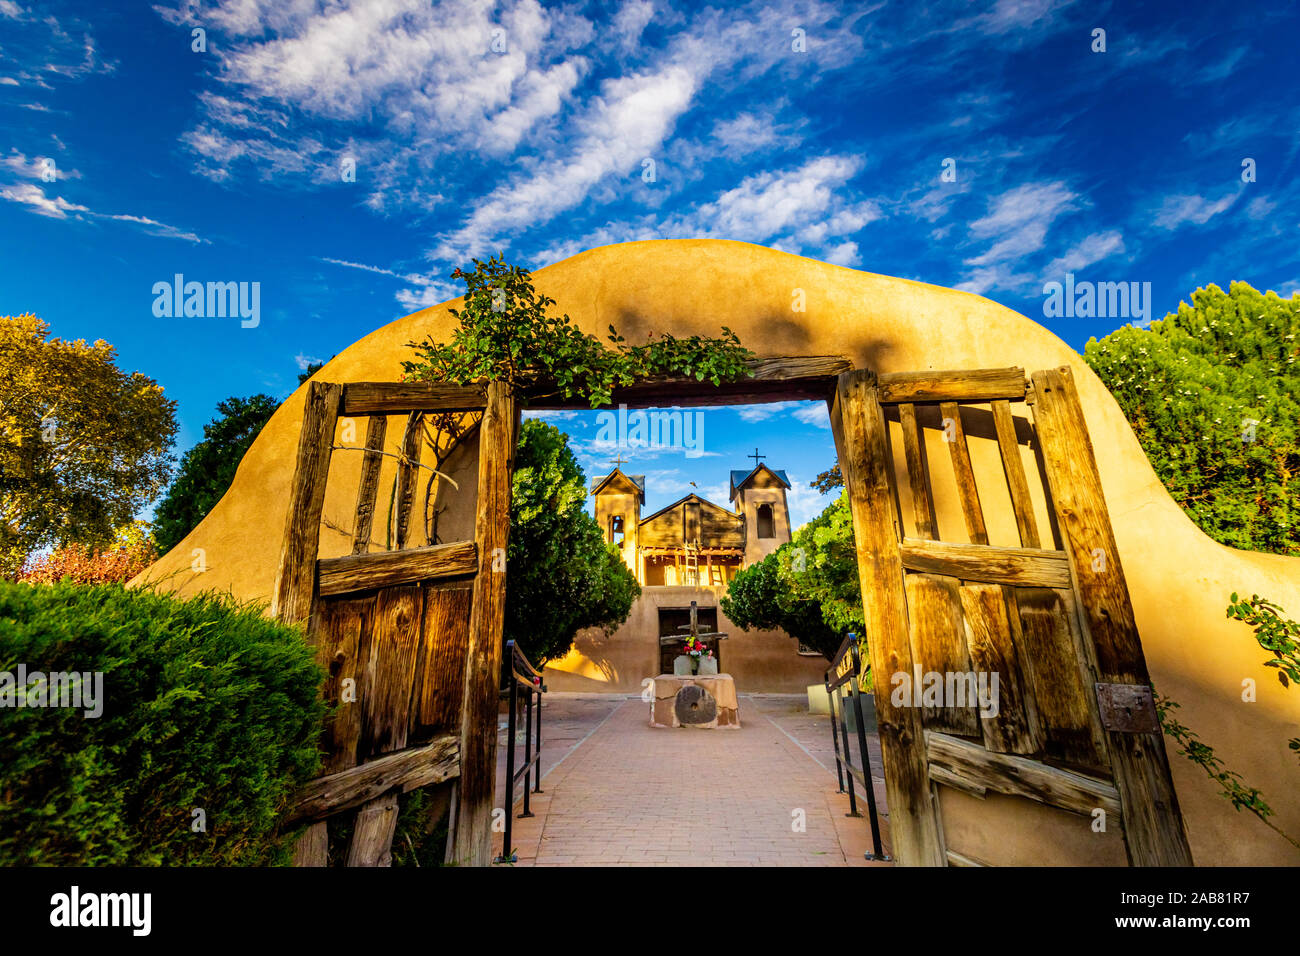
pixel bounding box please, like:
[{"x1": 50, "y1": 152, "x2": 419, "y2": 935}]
[{"x1": 0, "y1": 582, "x2": 326, "y2": 865}]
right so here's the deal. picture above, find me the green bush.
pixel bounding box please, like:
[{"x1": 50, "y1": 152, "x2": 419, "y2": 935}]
[{"x1": 0, "y1": 581, "x2": 325, "y2": 865}]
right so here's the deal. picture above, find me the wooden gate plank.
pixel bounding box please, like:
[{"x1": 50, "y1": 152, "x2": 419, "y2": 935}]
[
  {"x1": 344, "y1": 791, "x2": 400, "y2": 867},
  {"x1": 271, "y1": 381, "x2": 343, "y2": 625},
  {"x1": 289, "y1": 735, "x2": 459, "y2": 823},
  {"x1": 938, "y1": 402, "x2": 988, "y2": 544},
  {"x1": 316, "y1": 596, "x2": 373, "y2": 772},
  {"x1": 416, "y1": 585, "x2": 473, "y2": 733},
  {"x1": 959, "y1": 583, "x2": 1042, "y2": 755},
  {"x1": 991, "y1": 399, "x2": 1041, "y2": 549},
  {"x1": 394, "y1": 412, "x2": 425, "y2": 550},
  {"x1": 1015, "y1": 588, "x2": 1109, "y2": 771},
  {"x1": 1030, "y1": 366, "x2": 1193, "y2": 866},
  {"x1": 926, "y1": 731, "x2": 1121, "y2": 817},
  {"x1": 358, "y1": 584, "x2": 424, "y2": 759},
  {"x1": 899, "y1": 538, "x2": 1071, "y2": 588},
  {"x1": 898, "y1": 403, "x2": 938, "y2": 539},
  {"x1": 829, "y1": 369, "x2": 946, "y2": 866},
  {"x1": 451, "y1": 380, "x2": 516, "y2": 866},
  {"x1": 351, "y1": 415, "x2": 388, "y2": 553},
  {"x1": 905, "y1": 573, "x2": 979, "y2": 736},
  {"x1": 877, "y1": 367, "x2": 1026, "y2": 404},
  {"x1": 318, "y1": 540, "x2": 477, "y2": 597}
]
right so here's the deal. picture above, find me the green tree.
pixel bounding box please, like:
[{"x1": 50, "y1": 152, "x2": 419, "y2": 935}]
[
  {"x1": 722, "y1": 490, "x2": 863, "y2": 661},
  {"x1": 721, "y1": 550, "x2": 841, "y2": 659},
  {"x1": 504, "y1": 419, "x2": 640, "y2": 665},
  {"x1": 1084, "y1": 282, "x2": 1299, "y2": 555},
  {"x1": 152, "y1": 395, "x2": 279, "y2": 554},
  {"x1": 0, "y1": 314, "x2": 176, "y2": 576}
]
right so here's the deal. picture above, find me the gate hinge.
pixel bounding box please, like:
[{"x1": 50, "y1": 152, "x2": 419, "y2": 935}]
[{"x1": 1095, "y1": 682, "x2": 1159, "y2": 733}]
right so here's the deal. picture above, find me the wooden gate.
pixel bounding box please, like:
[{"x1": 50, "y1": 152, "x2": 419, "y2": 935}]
[
  {"x1": 272, "y1": 358, "x2": 1190, "y2": 868},
  {"x1": 271, "y1": 379, "x2": 515, "y2": 867},
  {"x1": 828, "y1": 365, "x2": 1193, "y2": 866}
]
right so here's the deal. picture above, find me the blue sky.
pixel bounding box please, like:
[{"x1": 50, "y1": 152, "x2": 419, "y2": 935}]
[{"x1": 3, "y1": 0, "x2": 1297, "y2": 528}]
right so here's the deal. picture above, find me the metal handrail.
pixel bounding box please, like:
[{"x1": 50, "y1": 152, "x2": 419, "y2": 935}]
[
  {"x1": 494, "y1": 640, "x2": 546, "y2": 864},
  {"x1": 824, "y1": 632, "x2": 889, "y2": 862}
]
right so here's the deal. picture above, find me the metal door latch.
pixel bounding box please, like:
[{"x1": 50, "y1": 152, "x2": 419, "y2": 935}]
[{"x1": 1095, "y1": 682, "x2": 1159, "y2": 733}]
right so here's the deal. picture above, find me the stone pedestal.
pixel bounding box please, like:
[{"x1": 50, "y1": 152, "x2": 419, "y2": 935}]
[{"x1": 648, "y1": 674, "x2": 740, "y2": 729}]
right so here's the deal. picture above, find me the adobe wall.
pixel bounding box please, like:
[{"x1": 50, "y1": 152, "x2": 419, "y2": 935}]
[
  {"x1": 135, "y1": 238, "x2": 1300, "y2": 866},
  {"x1": 543, "y1": 583, "x2": 828, "y2": 694}
]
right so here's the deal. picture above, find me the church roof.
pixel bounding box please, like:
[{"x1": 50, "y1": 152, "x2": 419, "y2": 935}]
[
  {"x1": 590, "y1": 468, "x2": 645, "y2": 503},
  {"x1": 729, "y1": 464, "x2": 790, "y2": 501}
]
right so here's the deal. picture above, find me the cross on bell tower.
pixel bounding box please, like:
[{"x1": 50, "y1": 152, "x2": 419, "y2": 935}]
[
  {"x1": 747, "y1": 447, "x2": 765, "y2": 467},
  {"x1": 610, "y1": 452, "x2": 629, "y2": 471}
]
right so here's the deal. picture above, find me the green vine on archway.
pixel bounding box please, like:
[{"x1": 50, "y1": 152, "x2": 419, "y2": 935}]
[{"x1": 401, "y1": 255, "x2": 755, "y2": 407}]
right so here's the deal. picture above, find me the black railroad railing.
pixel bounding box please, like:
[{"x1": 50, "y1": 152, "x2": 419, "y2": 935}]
[
  {"x1": 825, "y1": 632, "x2": 889, "y2": 862},
  {"x1": 493, "y1": 639, "x2": 546, "y2": 864}
]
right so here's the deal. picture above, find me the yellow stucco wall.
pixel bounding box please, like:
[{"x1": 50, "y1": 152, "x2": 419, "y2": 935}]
[{"x1": 136, "y1": 239, "x2": 1300, "y2": 866}]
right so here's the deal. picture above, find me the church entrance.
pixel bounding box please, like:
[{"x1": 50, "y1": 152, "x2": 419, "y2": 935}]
[
  {"x1": 657, "y1": 605, "x2": 720, "y2": 675},
  {"x1": 274, "y1": 358, "x2": 1193, "y2": 868}
]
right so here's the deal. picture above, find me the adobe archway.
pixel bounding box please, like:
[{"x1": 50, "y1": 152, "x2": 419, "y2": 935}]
[{"x1": 137, "y1": 239, "x2": 1300, "y2": 866}]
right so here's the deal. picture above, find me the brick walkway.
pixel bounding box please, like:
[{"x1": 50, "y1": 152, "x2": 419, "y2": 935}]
[{"x1": 492, "y1": 695, "x2": 891, "y2": 867}]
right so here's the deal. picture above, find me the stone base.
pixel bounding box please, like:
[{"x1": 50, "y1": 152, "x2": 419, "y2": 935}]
[{"x1": 649, "y1": 674, "x2": 740, "y2": 729}]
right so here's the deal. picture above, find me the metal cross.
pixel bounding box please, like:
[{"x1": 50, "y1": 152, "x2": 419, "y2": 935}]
[
  {"x1": 610, "y1": 452, "x2": 628, "y2": 469},
  {"x1": 748, "y1": 447, "x2": 766, "y2": 466}
]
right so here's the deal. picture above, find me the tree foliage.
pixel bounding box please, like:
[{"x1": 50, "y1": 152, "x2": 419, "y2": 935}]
[
  {"x1": 1083, "y1": 282, "x2": 1299, "y2": 555},
  {"x1": 0, "y1": 314, "x2": 176, "y2": 576},
  {"x1": 721, "y1": 550, "x2": 840, "y2": 660},
  {"x1": 504, "y1": 419, "x2": 640, "y2": 665},
  {"x1": 152, "y1": 395, "x2": 279, "y2": 554},
  {"x1": 401, "y1": 255, "x2": 755, "y2": 408},
  {"x1": 18, "y1": 522, "x2": 158, "y2": 585},
  {"x1": 723, "y1": 491, "x2": 862, "y2": 660}
]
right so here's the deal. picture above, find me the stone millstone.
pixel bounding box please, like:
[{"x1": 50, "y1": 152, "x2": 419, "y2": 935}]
[{"x1": 675, "y1": 684, "x2": 718, "y2": 725}]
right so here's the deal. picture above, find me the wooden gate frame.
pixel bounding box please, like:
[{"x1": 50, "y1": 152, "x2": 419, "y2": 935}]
[
  {"x1": 271, "y1": 379, "x2": 514, "y2": 867},
  {"x1": 273, "y1": 357, "x2": 1191, "y2": 867}
]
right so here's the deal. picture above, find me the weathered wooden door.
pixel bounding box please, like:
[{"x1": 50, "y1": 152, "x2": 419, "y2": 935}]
[
  {"x1": 272, "y1": 380, "x2": 515, "y2": 867},
  {"x1": 828, "y1": 365, "x2": 1193, "y2": 866}
]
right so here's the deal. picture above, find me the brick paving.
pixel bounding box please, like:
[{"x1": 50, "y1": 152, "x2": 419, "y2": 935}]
[{"x1": 491, "y1": 694, "x2": 891, "y2": 867}]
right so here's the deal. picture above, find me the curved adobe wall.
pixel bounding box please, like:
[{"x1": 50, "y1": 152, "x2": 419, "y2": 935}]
[{"x1": 136, "y1": 239, "x2": 1300, "y2": 865}]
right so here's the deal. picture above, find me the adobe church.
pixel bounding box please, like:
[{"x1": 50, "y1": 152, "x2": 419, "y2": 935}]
[{"x1": 542, "y1": 455, "x2": 830, "y2": 693}]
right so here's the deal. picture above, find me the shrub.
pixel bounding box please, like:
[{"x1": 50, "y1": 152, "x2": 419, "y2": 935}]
[{"x1": 0, "y1": 581, "x2": 325, "y2": 865}]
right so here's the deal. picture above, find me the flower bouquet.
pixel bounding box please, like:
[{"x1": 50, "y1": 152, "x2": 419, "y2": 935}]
[{"x1": 683, "y1": 636, "x2": 714, "y2": 675}]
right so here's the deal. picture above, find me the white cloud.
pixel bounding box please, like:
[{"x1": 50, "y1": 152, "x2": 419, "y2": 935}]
[
  {"x1": 1153, "y1": 191, "x2": 1240, "y2": 230},
  {"x1": 0, "y1": 181, "x2": 205, "y2": 241},
  {"x1": 318, "y1": 256, "x2": 459, "y2": 311},
  {"x1": 431, "y1": 63, "x2": 698, "y2": 260},
  {"x1": 0, "y1": 182, "x2": 87, "y2": 218},
  {"x1": 1, "y1": 150, "x2": 79, "y2": 181},
  {"x1": 1044, "y1": 229, "x2": 1125, "y2": 275},
  {"x1": 792, "y1": 404, "x2": 830, "y2": 429},
  {"x1": 966, "y1": 181, "x2": 1077, "y2": 265}
]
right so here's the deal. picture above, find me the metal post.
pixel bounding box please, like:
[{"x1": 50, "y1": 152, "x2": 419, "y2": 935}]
[
  {"x1": 520, "y1": 681, "x2": 534, "y2": 819},
  {"x1": 533, "y1": 680, "x2": 544, "y2": 794},
  {"x1": 494, "y1": 652, "x2": 519, "y2": 864},
  {"x1": 826, "y1": 670, "x2": 847, "y2": 794},
  {"x1": 837, "y1": 678, "x2": 860, "y2": 818},
  {"x1": 850, "y1": 638, "x2": 888, "y2": 861}
]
